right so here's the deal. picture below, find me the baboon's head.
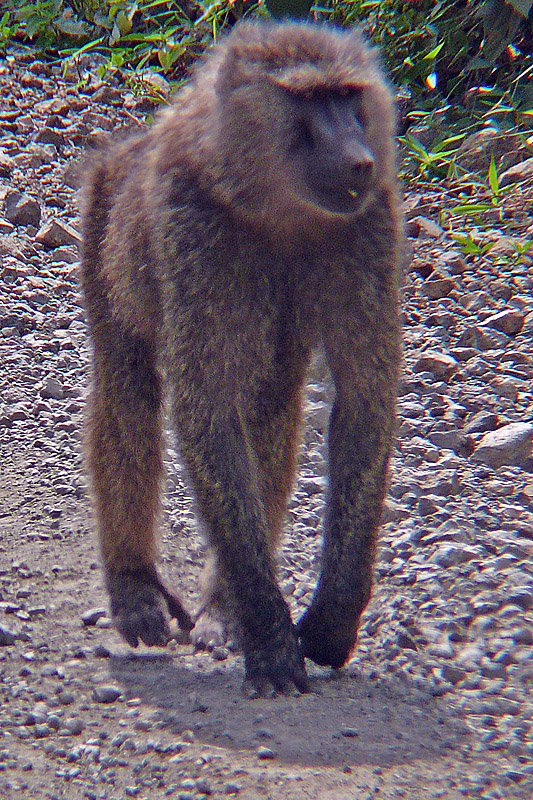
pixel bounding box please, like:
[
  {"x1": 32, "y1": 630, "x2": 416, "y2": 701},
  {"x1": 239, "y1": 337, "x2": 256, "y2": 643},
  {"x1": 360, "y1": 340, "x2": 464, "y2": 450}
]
[{"x1": 204, "y1": 22, "x2": 396, "y2": 230}]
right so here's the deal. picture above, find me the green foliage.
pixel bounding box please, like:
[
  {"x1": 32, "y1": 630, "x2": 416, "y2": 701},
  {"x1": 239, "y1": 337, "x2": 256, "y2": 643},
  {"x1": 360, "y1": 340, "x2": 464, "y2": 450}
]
[
  {"x1": 265, "y1": 0, "x2": 312, "y2": 18},
  {"x1": 0, "y1": 12, "x2": 15, "y2": 47},
  {"x1": 1, "y1": 1, "x2": 532, "y2": 99},
  {"x1": 2, "y1": 0, "x2": 531, "y2": 275},
  {"x1": 0, "y1": 2, "x2": 260, "y2": 75},
  {"x1": 452, "y1": 232, "x2": 496, "y2": 257},
  {"x1": 401, "y1": 132, "x2": 465, "y2": 179},
  {"x1": 316, "y1": 1, "x2": 533, "y2": 101}
]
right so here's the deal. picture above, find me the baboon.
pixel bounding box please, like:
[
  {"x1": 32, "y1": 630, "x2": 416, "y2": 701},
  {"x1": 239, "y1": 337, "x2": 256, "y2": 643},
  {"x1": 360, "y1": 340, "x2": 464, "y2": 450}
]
[{"x1": 82, "y1": 20, "x2": 403, "y2": 695}]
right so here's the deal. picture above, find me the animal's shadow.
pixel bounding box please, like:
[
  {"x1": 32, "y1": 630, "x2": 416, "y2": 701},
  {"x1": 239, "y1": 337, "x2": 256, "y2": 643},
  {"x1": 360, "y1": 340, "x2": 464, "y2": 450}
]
[{"x1": 109, "y1": 651, "x2": 468, "y2": 768}]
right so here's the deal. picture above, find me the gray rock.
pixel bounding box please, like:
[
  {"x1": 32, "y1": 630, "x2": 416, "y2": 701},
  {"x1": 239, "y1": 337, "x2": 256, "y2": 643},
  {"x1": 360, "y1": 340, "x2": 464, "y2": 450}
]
[
  {"x1": 421, "y1": 277, "x2": 455, "y2": 299},
  {"x1": 397, "y1": 628, "x2": 418, "y2": 650},
  {"x1": 0, "y1": 150, "x2": 16, "y2": 177},
  {"x1": 340, "y1": 727, "x2": 360, "y2": 737},
  {"x1": 0, "y1": 624, "x2": 17, "y2": 645},
  {"x1": 0, "y1": 219, "x2": 15, "y2": 234},
  {"x1": 464, "y1": 411, "x2": 499, "y2": 434},
  {"x1": 189, "y1": 693, "x2": 208, "y2": 712},
  {"x1": 256, "y1": 746, "x2": 277, "y2": 759},
  {"x1": 81, "y1": 607, "x2": 107, "y2": 626},
  {"x1": 224, "y1": 782, "x2": 242, "y2": 794},
  {"x1": 407, "y1": 216, "x2": 445, "y2": 239},
  {"x1": 499, "y1": 156, "x2": 533, "y2": 187},
  {"x1": 418, "y1": 496, "x2": 440, "y2": 517},
  {"x1": 413, "y1": 351, "x2": 458, "y2": 379},
  {"x1": 428, "y1": 430, "x2": 471, "y2": 454},
  {"x1": 92, "y1": 685, "x2": 121, "y2": 703},
  {"x1": 482, "y1": 309, "x2": 524, "y2": 336},
  {"x1": 507, "y1": 588, "x2": 533, "y2": 610},
  {"x1": 456, "y1": 325, "x2": 509, "y2": 350},
  {"x1": 4, "y1": 190, "x2": 41, "y2": 227},
  {"x1": 35, "y1": 218, "x2": 82, "y2": 249},
  {"x1": 441, "y1": 664, "x2": 467, "y2": 686},
  {"x1": 40, "y1": 376, "x2": 64, "y2": 401},
  {"x1": 431, "y1": 544, "x2": 479, "y2": 568},
  {"x1": 472, "y1": 423, "x2": 533, "y2": 468},
  {"x1": 511, "y1": 627, "x2": 533, "y2": 645},
  {"x1": 463, "y1": 291, "x2": 493, "y2": 312},
  {"x1": 456, "y1": 644, "x2": 484, "y2": 668},
  {"x1": 33, "y1": 127, "x2": 66, "y2": 148},
  {"x1": 63, "y1": 717, "x2": 84, "y2": 735}
]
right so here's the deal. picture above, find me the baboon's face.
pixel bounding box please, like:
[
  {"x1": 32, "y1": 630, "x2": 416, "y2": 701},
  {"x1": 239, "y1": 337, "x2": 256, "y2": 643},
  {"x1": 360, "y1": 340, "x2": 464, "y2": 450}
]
[{"x1": 285, "y1": 88, "x2": 374, "y2": 215}]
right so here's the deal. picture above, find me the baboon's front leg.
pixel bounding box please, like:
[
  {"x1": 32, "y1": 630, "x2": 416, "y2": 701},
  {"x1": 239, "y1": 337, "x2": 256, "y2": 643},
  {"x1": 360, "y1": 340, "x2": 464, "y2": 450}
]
[
  {"x1": 191, "y1": 386, "x2": 305, "y2": 653},
  {"x1": 86, "y1": 329, "x2": 193, "y2": 646},
  {"x1": 298, "y1": 309, "x2": 400, "y2": 668},
  {"x1": 174, "y1": 397, "x2": 309, "y2": 695}
]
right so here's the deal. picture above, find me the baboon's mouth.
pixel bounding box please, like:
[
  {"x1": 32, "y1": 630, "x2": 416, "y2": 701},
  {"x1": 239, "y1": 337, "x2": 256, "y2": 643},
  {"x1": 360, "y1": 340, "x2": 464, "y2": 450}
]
[{"x1": 310, "y1": 183, "x2": 371, "y2": 215}]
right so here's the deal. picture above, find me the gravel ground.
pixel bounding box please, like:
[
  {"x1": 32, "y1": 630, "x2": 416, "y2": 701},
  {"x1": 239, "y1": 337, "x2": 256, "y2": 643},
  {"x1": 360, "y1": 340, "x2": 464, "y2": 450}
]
[{"x1": 1, "y1": 47, "x2": 533, "y2": 800}]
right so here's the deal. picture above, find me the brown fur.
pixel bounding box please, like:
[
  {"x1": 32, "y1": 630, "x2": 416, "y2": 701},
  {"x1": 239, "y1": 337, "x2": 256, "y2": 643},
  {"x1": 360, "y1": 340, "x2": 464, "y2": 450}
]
[{"x1": 81, "y1": 20, "x2": 403, "y2": 694}]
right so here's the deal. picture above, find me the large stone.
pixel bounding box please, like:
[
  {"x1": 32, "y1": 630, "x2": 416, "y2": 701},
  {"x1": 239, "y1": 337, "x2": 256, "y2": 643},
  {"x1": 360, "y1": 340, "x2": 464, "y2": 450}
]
[
  {"x1": 407, "y1": 216, "x2": 444, "y2": 239},
  {"x1": 35, "y1": 218, "x2": 82, "y2": 249},
  {"x1": 421, "y1": 277, "x2": 455, "y2": 299},
  {"x1": 4, "y1": 190, "x2": 41, "y2": 227},
  {"x1": 430, "y1": 544, "x2": 480, "y2": 568},
  {"x1": 33, "y1": 127, "x2": 66, "y2": 148},
  {"x1": 499, "y1": 156, "x2": 533, "y2": 187},
  {"x1": 482, "y1": 309, "x2": 524, "y2": 336},
  {"x1": 472, "y1": 422, "x2": 533, "y2": 468},
  {"x1": 413, "y1": 351, "x2": 458, "y2": 379},
  {"x1": 0, "y1": 149, "x2": 15, "y2": 178},
  {"x1": 463, "y1": 411, "x2": 499, "y2": 435}
]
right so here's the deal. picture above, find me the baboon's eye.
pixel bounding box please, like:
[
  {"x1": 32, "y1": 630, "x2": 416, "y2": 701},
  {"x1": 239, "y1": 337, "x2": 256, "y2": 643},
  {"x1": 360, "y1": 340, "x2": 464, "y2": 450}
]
[
  {"x1": 289, "y1": 119, "x2": 315, "y2": 153},
  {"x1": 348, "y1": 90, "x2": 366, "y2": 127}
]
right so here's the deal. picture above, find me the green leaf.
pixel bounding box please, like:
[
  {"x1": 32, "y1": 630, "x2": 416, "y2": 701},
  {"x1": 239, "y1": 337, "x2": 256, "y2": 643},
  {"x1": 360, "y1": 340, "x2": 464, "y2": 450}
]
[
  {"x1": 423, "y1": 42, "x2": 445, "y2": 60},
  {"x1": 404, "y1": 136, "x2": 429, "y2": 158},
  {"x1": 431, "y1": 134, "x2": 465, "y2": 154},
  {"x1": 451, "y1": 203, "x2": 493, "y2": 214},
  {"x1": 452, "y1": 234, "x2": 481, "y2": 254},
  {"x1": 111, "y1": 49, "x2": 125, "y2": 67},
  {"x1": 488, "y1": 156, "x2": 499, "y2": 195},
  {"x1": 115, "y1": 10, "x2": 132, "y2": 37},
  {"x1": 56, "y1": 18, "x2": 91, "y2": 37}
]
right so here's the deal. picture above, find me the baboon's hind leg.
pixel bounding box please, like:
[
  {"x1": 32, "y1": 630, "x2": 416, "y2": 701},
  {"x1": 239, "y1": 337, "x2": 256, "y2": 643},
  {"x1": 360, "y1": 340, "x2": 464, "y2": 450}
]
[{"x1": 86, "y1": 326, "x2": 193, "y2": 647}]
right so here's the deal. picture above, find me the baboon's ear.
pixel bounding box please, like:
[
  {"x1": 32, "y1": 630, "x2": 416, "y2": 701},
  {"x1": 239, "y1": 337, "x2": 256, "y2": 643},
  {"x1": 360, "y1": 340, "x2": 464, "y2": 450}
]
[{"x1": 214, "y1": 24, "x2": 267, "y2": 98}]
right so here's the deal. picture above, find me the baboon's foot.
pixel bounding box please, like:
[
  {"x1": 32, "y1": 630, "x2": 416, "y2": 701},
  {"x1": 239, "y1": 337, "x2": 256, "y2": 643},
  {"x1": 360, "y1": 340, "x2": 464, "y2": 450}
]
[
  {"x1": 107, "y1": 567, "x2": 194, "y2": 649},
  {"x1": 191, "y1": 602, "x2": 241, "y2": 651},
  {"x1": 191, "y1": 611, "x2": 228, "y2": 651},
  {"x1": 243, "y1": 621, "x2": 310, "y2": 697},
  {"x1": 297, "y1": 600, "x2": 360, "y2": 670}
]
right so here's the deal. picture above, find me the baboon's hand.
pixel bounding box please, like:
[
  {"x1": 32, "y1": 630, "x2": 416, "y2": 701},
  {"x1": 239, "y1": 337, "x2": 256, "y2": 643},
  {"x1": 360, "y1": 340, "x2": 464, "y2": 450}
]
[
  {"x1": 242, "y1": 623, "x2": 310, "y2": 697},
  {"x1": 107, "y1": 568, "x2": 193, "y2": 648},
  {"x1": 297, "y1": 598, "x2": 361, "y2": 670}
]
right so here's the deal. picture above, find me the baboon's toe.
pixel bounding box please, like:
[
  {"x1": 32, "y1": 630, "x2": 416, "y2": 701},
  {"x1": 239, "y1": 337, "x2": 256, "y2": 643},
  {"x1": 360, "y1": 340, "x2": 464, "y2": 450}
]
[
  {"x1": 115, "y1": 606, "x2": 171, "y2": 649},
  {"x1": 107, "y1": 568, "x2": 188, "y2": 648},
  {"x1": 243, "y1": 626, "x2": 310, "y2": 696},
  {"x1": 191, "y1": 613, "x2": 227, "y2": 651}
]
